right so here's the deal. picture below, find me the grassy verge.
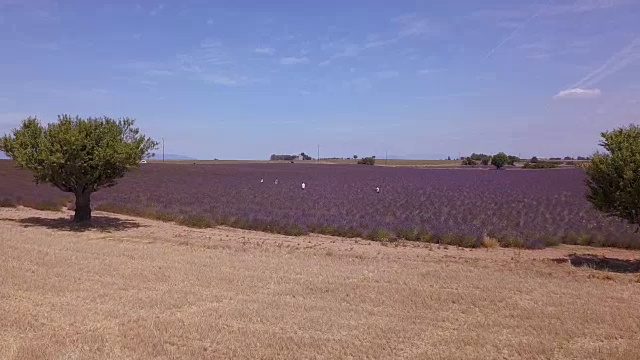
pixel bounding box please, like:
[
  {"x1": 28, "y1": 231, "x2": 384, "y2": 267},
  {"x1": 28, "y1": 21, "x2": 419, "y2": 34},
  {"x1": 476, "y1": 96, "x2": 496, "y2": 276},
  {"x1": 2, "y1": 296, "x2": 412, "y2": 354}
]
[{"x1": 89, "y1": 203, "x2": 601, "y2": 250}]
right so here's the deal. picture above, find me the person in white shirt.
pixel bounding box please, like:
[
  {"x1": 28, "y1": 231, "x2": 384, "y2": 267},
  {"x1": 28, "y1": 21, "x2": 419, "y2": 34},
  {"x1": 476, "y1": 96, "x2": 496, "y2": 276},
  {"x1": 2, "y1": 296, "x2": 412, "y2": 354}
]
[
  {"x1": 275, "y1": 179, "x2": 278, "y2": 185},
  {"x1": 376, "y1": 187, "x2": 380, "y2": 193},
  {"x1": 302, "y1": 182, "x2": 306, "y2": 190}
]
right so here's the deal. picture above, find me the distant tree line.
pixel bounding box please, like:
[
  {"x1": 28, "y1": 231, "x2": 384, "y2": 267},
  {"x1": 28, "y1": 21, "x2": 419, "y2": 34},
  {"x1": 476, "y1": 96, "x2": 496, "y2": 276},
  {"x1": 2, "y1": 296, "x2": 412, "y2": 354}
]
[
  {"x1": 461, "y1": 153, "x2": 519, "y2": 168},
  {"x1": 270, "y1": 152, "x2": 312, "y2": 161},
  {"x1": 462, "y1": 152, "x2": 593, "y2": 169}
]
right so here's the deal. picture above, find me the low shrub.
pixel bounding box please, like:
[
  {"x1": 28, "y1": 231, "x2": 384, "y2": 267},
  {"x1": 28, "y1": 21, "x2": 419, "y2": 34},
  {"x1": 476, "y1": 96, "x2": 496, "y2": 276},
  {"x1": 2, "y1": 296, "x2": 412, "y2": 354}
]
[
  {"x1": 336, "y1": 226, "x2": 364, "y2": 238},
  {"x1": 281, "y1": 224, "x2": 308, "y2": 236},
  {"x1": 21, "y1": 200, "x2": 63, "y2": 212},
  {"x1": 417, "y1": 230, "x2": 433, "y2": 243},
  {"x1": 522, "y1": 162, "x2": 559, "y2": 169},
  {"x1": 539, "y1": 235, "x2": 560, "y2": 247},
  {"x1": 499, "y1": 235, "x2": 525, "y2": 248},
  {"x1": 357, "y1": 157, "x2": 375, "y2": 165},
  {"x1": 459, "y1": 235, "x2": 482, "y2": 248},
  {"x1": 481, "y1": 236, "x2": 500, "y2": 249},
  {"x1": 395, "y1": 228, "x2": 419, "y2": 241},
  {"x1": 524, "y1": 238, "x2": 546, "y2": 250},
  {"x1": 0, "y1": 198, "x2": 17, "y2": 208},
  {"x1": 366, "y1": 229, "x2": 393, "y2": 241},
  {"x1": 461, "y1": 157, "x2": 477, "y2": 166},
  {"x1": 177, "y1": 215, "x2": 213, "y2": 229}
]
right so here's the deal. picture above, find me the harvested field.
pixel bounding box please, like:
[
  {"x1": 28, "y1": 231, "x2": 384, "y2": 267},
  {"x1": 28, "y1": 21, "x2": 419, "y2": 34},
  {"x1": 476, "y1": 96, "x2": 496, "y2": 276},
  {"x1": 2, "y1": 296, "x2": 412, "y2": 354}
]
[{"x1": 1, "y1": 207, "x2": 640, "y2": 359}]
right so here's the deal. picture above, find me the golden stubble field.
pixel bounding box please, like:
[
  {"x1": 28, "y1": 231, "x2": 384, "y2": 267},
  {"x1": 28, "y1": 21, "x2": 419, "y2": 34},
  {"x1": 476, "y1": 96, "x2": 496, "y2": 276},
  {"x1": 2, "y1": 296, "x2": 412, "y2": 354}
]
[{"x1": 1, "y1": 207, "x2": 640, "y2": 360}]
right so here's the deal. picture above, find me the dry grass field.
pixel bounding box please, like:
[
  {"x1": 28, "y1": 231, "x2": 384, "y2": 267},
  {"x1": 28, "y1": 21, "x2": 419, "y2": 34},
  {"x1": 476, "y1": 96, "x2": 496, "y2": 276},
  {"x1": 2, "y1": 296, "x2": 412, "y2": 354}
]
[{"x1": 2, "y1": 207, "x2": 640, "y2": 359}]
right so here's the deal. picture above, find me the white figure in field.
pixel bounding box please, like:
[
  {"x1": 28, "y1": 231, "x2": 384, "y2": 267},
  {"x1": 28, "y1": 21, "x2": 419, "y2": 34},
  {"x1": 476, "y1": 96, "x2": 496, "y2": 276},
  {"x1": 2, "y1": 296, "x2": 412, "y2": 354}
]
[
  {"x1": 375, "y1": 187, "x2": 380, "y2": 193},
  {"x1": 275, "y1": 179, "x2": 279, "y2": 185},
  {"x1": 301, "y1": 182, "x2": 306, "y2": 190},
  {"x1": 260, "y1": 178, "x2": 264, "y2": 183}
]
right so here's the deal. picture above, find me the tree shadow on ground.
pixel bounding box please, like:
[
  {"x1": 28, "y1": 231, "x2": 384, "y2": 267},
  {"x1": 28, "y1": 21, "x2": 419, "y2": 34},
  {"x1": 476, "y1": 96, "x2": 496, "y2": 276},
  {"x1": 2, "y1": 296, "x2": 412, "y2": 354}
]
[
  {"x1": 7, "y1": 215, "x2": 146, "y2": 233},
  {"x1": 551, "y1": 253, "x2": 640, "y2": 273}
]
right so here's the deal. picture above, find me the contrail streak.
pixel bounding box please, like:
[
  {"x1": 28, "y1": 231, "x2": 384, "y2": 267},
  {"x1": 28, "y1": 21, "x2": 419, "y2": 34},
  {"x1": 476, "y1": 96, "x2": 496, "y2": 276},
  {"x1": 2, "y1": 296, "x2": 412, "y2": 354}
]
[
  {"x1": 571, "y1": 37, "x2": 640, "y2": 88},
  {"x1": 482, "y1": 0, "x2": 554, "y2": 61}
]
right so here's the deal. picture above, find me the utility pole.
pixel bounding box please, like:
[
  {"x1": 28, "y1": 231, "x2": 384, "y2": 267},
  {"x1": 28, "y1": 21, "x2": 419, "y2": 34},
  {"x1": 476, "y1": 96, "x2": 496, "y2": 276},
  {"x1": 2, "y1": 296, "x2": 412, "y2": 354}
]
[
  {"x1": 317, "y1": 144, "x2": 320, "y2": 163},
  {"x1": 385, "y1": 150, "x2": 388, "y2": 165},
  {"x1": 162, "y1": 137, "x2": 165, "y2": 162}
]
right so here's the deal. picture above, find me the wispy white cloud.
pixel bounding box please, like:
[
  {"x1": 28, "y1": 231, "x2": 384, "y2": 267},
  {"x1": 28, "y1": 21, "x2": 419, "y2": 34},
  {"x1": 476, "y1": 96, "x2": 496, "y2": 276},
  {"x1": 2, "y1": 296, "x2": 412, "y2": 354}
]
[
  {"x1": 474, "y1": 0, "x2": 637, "y2": 20},
  {"x1": 34, "y1": 87, "x2": 113, "y2": 101},
  {"x1": 542, "y1": 0, "x2": 638, "y2": 16},
  {"x1": 496, "y1": 21, "x2": 523, "y2": 29},
  {"x1": 150, "y1": 4, "x2": 164, "y2": 16},
  {"x1": 123, "y1": 61, "x2": 175, "y2": 76},
  {"x1": 320, "y1": 14, "x2": 437, "y2": 66},
  {"x1": 280, "y1": 56, "x2": 309, "y2": 65},
  {"x1": 30, "y1": 42, "x2": 60, "y2": 51},
  {"x1": 123, "y1": 40, "x2": 249, "y2": 86},
  {"x1": 345, "y1": 77, "x2": 373, "y2": 93},
  {"x1": 206, "y1": 18, "x2": 213, "y2": 25},
  {"x1": 375, "y1": 70, "x2": 399, "y2": 79},
  {"x1": 392, "y1": 14, "x2": 437, "y2": 37},
  {"x1": 418, "y1": 68, "x2": 444, "y2": 75},
  {"x1": 518, "y1": 41, "x2": 550, "y2": 50},
  {"x1": 518, "y1": 41, "x2": 553, "y2": 60},
  {"x1": 419, "y1": 91, "x2": 483, "y2": 101},
  {"x1": 254, "y1": 47, "x2": 275, "y2": 55},
  {"x1": 527, "y1": 52, "x2": 551, "y2": 60},
  {"x1": 199, "y1": 73, "x2": 247, "y2": 86},
  {"x1": 553, "y1": 88, "x2": 602, "y2": 99},
  {"x1": 200, "y1": 39, "x2": 221, "y2": 48},
  {"x1": 146, "y1": 69, "x2": 174, "y2": 76}
]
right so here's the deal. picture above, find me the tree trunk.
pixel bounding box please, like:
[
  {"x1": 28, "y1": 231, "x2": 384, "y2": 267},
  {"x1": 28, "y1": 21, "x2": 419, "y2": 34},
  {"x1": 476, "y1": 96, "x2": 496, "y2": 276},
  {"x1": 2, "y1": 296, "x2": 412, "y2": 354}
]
[{"x1": 74, "y1": 191, "x2": 92, "y2": 223}]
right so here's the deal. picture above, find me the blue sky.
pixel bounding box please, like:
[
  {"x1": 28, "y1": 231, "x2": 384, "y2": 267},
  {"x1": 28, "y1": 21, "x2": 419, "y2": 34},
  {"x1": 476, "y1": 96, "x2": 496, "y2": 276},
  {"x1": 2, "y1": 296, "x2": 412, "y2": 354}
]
[{"x1": 1, "y1": 0, "x2": 639, "y2": 159}]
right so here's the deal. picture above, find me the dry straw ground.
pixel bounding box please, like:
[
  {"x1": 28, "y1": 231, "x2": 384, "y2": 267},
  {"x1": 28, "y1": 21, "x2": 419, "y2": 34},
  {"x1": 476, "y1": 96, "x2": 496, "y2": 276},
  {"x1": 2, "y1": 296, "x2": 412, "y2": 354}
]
[{"x1": 1, "y1": 207, "x2": 640, "y2": 360}]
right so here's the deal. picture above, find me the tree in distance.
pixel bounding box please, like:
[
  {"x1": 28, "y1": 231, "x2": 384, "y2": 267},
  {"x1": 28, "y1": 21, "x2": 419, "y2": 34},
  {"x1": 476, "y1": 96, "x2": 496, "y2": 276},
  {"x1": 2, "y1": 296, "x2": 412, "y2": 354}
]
[
  {"x1": 584, "y1": 124, "x2": 640, "y2": 232},
  {"x1": 461, "y1": 157, "x2": 477, "y2": 166},
  {"x1": 0, "y1": 115, "x2": 157, "y2": 223},
  {"x1": 491, "y1": 152, "x2": 509, "y2": 169},
  {"x1": 357, "y1": 157, "x2": 375, "y2": 165}
]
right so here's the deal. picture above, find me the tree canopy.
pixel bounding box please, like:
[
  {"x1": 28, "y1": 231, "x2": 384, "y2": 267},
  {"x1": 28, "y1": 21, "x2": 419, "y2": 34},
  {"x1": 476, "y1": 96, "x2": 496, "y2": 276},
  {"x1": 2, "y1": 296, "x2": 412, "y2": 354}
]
[
  {"x1": 0, "y1": 115, "x2": 157, "y2": 222},
  {"x1": 585, "y1": 124, "x2": 640, "y2": 231},
  {"x1": 491, "y1": 152, "x2": 509, "y2": 169}
]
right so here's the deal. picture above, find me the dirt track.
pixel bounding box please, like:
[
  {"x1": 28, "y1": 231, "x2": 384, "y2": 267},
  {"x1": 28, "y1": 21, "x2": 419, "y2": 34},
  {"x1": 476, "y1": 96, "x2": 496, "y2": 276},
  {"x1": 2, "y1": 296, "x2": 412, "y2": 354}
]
[{"x1": 1, "y1": 207, "x2": 640, "y2": 359}]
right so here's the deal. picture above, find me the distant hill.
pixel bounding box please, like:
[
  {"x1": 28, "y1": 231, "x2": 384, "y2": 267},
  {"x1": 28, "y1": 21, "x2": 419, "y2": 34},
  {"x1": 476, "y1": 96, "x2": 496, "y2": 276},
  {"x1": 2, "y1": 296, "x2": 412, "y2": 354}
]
[{"x1": 148, "y1": 153, "x2": 196, "y2": 161}]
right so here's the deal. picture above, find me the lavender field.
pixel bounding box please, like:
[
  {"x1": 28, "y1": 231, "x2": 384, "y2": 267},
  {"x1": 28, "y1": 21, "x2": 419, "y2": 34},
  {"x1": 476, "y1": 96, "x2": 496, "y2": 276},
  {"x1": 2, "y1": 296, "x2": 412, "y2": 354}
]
[{"x1": 2, "y1": 161, "x2": 639, "y2": 248}]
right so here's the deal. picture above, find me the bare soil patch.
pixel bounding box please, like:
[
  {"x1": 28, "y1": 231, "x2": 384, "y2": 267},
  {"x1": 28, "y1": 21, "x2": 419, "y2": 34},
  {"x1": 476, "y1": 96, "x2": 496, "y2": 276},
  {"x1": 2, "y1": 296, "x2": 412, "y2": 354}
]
[{"x1": 1, "y1": 208, "x2": 639, "y2": 359}]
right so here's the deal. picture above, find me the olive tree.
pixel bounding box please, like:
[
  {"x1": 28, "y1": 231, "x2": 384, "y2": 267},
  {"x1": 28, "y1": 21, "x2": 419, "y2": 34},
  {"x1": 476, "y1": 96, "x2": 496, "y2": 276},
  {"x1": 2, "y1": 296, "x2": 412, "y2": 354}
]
[
  {"x1": 491, "y1": 152, "x2": 509, "y2": 169},
  {"x1": 585, "y1": 124, "x2": 640, "y2": 231},
  {"x1": 0, "y1": 115, "x2": 157, "y2": 223}
]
